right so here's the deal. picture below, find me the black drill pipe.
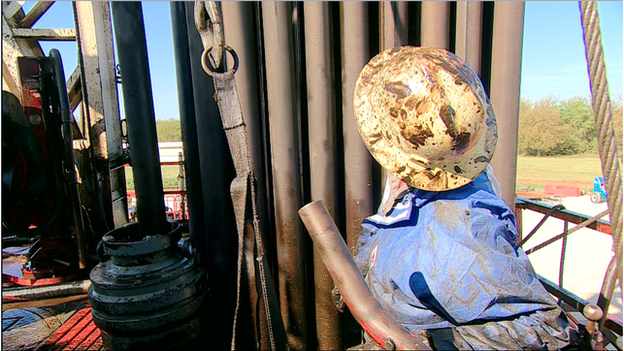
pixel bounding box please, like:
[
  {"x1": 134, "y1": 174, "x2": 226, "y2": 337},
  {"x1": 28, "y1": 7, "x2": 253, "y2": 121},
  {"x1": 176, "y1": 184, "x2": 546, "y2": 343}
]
[
  {"x1": 110, "y1": 2, "x2": 168, "y2": 237},
  {"x1": 184, "y1": 3, "x2": 239, "y2": 349},
  {"x1": 50, "y1": 48, "x2": 87, "y2": 269},
  {"x1": 170, "y1": 2, "x2": 206, "y2": 252}
]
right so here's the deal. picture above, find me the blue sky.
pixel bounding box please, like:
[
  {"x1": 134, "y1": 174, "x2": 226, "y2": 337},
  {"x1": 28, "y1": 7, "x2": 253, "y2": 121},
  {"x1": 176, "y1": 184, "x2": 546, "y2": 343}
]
[{"x1": 21, "y1": 1, "x2": 624, "y2": 120}]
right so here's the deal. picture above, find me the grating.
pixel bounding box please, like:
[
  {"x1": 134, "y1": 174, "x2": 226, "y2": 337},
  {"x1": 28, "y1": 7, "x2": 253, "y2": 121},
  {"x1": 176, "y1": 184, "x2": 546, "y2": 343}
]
[{"x1": 35, "y1": 305, "x2": 103, "y2": 351}]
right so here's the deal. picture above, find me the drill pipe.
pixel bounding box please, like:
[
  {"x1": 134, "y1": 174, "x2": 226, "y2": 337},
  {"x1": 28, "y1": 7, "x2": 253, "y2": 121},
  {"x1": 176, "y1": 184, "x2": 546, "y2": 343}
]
[{"x1": 298, "y1": 201, "x2": 430, "y2": 351}]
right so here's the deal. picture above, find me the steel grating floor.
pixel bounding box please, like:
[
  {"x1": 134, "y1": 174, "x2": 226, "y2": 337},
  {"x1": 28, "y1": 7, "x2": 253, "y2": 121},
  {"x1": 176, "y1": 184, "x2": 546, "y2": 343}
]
[
  {"x1": 2, "y1": 302, "x2": 103, "y2": 351},
  {"x1": 35, "y1": 305, "x2": 103, "y2": 351}
]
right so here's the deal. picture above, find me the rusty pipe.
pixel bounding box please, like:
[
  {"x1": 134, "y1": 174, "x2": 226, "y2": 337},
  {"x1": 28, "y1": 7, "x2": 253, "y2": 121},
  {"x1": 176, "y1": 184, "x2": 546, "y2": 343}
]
[
  {"x1": 3, "y1": 280, "x2": 91, "y2": 301},
  {"x1": 303, "y1": 2, "x2": 342, "y2": 350},
  {"x1": 488, "y1": 1, "x2": 525, "y2": 209},
  {"x1": 299, "y1": 201, "x2": 431, "y2": 351}
]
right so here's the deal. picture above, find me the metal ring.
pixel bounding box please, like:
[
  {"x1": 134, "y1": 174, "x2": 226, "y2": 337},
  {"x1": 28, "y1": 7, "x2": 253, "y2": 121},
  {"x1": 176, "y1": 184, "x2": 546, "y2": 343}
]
[{"x1": 201, "y1": 45, "x2": 239, "y2": 76}]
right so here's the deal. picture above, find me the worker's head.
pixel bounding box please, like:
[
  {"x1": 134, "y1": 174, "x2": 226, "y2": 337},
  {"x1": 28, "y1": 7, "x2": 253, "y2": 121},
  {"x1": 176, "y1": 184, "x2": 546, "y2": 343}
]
[{"x1": 353, "y1": 46, "x2": 498, "y2": 191}]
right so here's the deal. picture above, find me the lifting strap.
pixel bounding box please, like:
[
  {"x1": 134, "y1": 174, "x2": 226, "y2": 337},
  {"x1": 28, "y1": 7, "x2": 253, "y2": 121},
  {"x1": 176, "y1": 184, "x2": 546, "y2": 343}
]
[
  {"x1": 194, "y1": 5, "x2": 290, "y2": 350},
  {"x1": 212, "y1": 67, "x2": 289, "y2": 351},
  {"x1": 195, "y1": 4, "x2": 289, "y2": 349}
]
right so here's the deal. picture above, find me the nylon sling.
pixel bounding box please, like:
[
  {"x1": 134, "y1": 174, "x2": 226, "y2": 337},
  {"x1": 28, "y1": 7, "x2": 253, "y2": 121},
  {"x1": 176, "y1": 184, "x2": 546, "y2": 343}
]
[{"x1": 212, "y1": 68, "x2": 289, "y2": 351}]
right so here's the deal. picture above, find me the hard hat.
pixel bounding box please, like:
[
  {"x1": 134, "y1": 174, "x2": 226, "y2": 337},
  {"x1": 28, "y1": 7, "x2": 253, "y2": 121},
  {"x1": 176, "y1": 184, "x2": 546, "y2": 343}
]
[{"x1": 353, "y1": 46, "x2": 498, "y2": 191}]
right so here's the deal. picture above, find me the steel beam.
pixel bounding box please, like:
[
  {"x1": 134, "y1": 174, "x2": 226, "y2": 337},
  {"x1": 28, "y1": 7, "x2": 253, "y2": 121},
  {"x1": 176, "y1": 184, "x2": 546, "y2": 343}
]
[
  {"x1": 488, "y1": 2, "x2": 525, "y2": 209},
  {"x1": 16, "y1": 1, "x2": 54, "y2": 28},
  {"x1": 2, "y1": 12, "x2": 43, "y2": 96},
  {"x1": 74, "y1": 2, "x2": 128, "y2": 230},
  {"x1": 11, "y1": 28, "x2": 75, "y2": 40}
]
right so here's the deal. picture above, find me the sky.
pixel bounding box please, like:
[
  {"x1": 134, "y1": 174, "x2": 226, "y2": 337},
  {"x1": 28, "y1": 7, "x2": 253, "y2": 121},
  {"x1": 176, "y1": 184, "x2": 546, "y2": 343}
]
[{"x1": 19, "y1": 1, "x2": 624, "y2": 120}]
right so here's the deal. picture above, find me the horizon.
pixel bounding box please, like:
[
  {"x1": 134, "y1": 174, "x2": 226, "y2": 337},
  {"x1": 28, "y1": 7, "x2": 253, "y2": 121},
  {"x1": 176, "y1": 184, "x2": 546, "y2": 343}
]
[{"x1": 16, "y1": 1, "x2": 624, "y2": 120}]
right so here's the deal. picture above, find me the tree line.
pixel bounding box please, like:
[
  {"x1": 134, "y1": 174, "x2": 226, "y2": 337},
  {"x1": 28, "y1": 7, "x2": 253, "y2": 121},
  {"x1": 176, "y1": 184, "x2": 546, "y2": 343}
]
[
  {"x1": 518, "y1": 95, "x2": 623, "y2": 157},
  {"x1": 156, "y1": 118, "x2": 182, "y2": 142},
  {"x1": 155, "y1": 94, "x2": 624, "y2": 158}
]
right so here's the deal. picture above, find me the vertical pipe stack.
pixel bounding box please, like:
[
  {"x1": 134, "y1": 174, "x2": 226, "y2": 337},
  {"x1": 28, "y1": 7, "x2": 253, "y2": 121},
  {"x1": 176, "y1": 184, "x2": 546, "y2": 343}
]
[
  {"x1": 170, "y1": 1, "x2": 206, "y2": 251},
  {"x1": 489, "y1": 2, "x2": 525, "y2": 209},
  {"x1": 170, "y1": 2, "x2": 524, "y2": 349},
  {"x1": 262, "y1": 2, "x2": 309, "y2": 349},
  {"x1": 110, "y1": 2, "x2": 167, "y2": 236},
  {"x1": 303, "y1": 2, "x2": 341, "y2": 349}
]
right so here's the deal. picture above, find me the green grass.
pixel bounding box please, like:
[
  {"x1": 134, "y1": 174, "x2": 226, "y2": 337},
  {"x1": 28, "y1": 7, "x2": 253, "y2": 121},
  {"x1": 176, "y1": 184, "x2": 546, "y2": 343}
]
[
  {"x1": 125, "y1": 165, "x2": 182, "y2": 190},
  {"x1": 124, "y1": 154, "x2": 609, "y2": 193},
  {"x1": 516, "y1": 154, "x2": 604, "y2": 192}
]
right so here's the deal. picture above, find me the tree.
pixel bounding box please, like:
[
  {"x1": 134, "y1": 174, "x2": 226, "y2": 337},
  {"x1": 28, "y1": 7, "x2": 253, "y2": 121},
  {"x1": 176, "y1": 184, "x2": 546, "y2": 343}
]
[
  {"x1": 610, "y1": 94, "x2": 623, "y2": 159},
  {"x1": 518, "y1": 96, "x2": 581, "y2": 156},
  {"x1": 560, "y1": 96, "x2": 595, "y2": 153},
  {"x1": 156, "y1": 118, "x2": 182, "y2": 142}
]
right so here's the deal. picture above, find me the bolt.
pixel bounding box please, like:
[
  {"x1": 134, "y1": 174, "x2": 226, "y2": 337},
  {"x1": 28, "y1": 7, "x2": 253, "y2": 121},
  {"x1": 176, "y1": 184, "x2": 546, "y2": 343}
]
[
  {"x1": 583, "y1": 304, "x2": 603, "y2": 336},
  {"x1": 186, "y1": 241, "x2": 196, "y2": 257}
]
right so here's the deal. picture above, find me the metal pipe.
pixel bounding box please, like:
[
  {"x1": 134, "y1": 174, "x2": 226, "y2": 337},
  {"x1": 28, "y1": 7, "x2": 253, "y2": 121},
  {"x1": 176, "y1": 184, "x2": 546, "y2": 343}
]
[
  {"x1": 170, "y1": 1, "x2": 206, "y2": 248},
  {"x1": 303, "y1": 2, "x2": 341, "y2": 349},
  {"x1": 178, "y1": 152, "x2": 186, "y2": 220},
  {"x1": 3, "y1": 280, "x2": 91, "y2": 301},
  {"x1": 420, "y1": 2, "x2": 450, "y2": 49},
  {"x1": 381, "y1": 1, "x2": 409, "y2": 51},
  {"x1": 262, "y1": 3, "x2": 309, "y2": 349},
  {"x1": 488, "y1": 1, "x2": 525, "y2": 209},
  {"x1": 110, "y1": 2, "x2": 168, "y2": 236},
  {"x1": 50, "y1": 48, "x2": 87, "y2": 270},
  {"x1": 597, "y1": 255, "x2": 619, "y2": 329},
  {"x1": 455, "y1": 2, "x2": 483, "y2": 75},
  {"x1": 341, "y1": 2, "x2": 374, "y2": 254},
  {"x1": 299, "y1": 201, "x2": 431, "y2": 351}
]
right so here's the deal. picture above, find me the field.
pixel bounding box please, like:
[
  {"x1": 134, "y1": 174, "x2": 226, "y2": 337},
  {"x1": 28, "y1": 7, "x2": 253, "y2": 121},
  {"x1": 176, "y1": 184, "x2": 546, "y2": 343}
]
[
  {"x1": 516, "y1": 154, "x2": 603, "y2": 193},
  {"x1": 125, "y1": 154, "x2": 607, "y2": 194},
  {"x1": 125, "y1": 165, "x2": 182, "y2": 190}
]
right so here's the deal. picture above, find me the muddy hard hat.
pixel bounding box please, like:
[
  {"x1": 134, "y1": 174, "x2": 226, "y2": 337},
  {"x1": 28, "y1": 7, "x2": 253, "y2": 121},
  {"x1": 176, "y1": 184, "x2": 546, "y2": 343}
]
[{"x1": 353, "y1": 46, "x2": 498, "y2": 191}]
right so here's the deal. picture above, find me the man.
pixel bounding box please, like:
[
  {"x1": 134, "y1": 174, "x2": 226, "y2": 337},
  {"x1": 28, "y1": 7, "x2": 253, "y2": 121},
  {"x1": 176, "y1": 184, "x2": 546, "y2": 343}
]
[{"x1": 351, "y1": 46, "x2": 571, "y2": 350}]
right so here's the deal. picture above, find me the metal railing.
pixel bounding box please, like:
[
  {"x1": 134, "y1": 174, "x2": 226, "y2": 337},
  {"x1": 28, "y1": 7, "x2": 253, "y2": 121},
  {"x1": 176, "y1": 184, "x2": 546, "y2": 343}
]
[{"x1": 516, "y1": 197, "x2": 622, "y2": 349}]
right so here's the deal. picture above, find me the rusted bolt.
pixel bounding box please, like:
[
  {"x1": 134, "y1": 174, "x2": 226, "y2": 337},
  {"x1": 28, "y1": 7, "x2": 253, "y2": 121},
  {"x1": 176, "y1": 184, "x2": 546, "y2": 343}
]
[
  {"x1": 583, "y1": 304, "x2": 603, "y2": 336},
  {"x1": 178, "y1": 238, "x2": 196, "y2": 258}
]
